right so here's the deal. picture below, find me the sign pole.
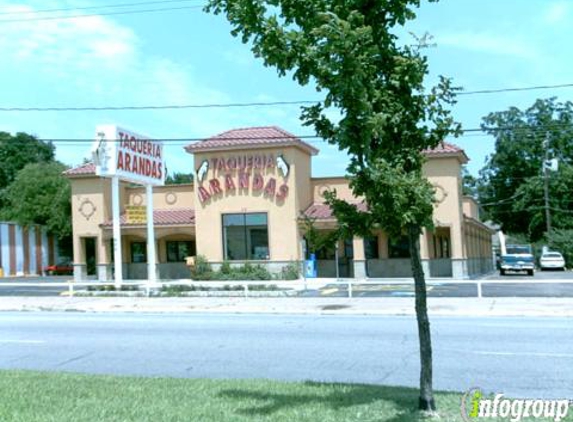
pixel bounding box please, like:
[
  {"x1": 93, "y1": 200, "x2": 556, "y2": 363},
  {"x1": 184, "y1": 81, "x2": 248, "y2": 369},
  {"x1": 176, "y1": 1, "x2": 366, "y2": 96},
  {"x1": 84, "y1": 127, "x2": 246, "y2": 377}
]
[
  {"x1": 112, "y1": 176, "x2": 123, "y2": 289},
  {"x1": 146, "y1": 184, "x2": 157, "y2": 289}
]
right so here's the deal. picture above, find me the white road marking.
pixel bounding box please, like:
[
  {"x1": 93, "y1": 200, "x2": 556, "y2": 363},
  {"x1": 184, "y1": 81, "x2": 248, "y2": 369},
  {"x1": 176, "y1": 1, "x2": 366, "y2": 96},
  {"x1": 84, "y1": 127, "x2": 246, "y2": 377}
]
[
  {"x1": 442, "y1": 348, "x2": 573, "y2": 358},
  {"x1": 0, "y1": 340, "x2": 45, "y2": 344}
]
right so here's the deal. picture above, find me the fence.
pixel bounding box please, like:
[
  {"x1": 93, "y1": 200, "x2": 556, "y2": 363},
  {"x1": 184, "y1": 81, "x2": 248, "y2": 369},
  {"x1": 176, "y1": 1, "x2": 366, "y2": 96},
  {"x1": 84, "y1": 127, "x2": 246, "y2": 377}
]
[{"x1": 1, "y1": 277, "x2": 573, "y2": 299}]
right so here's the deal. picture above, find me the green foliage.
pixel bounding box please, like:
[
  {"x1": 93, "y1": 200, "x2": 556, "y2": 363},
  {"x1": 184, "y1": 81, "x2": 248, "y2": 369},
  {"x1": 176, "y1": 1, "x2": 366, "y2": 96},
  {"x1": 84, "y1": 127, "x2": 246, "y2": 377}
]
[
  {"x1": 0, "y1": 132, "x2": 55, "y2": 195},
  {"x1": 191, "y1": 256, "x2": 297, "y2": 280},
  {"x1": 192, "y1": 255, "x2": 214, "y2": 279},
  {"x1": 220, "y1": 261, "x2": 232, "y2": 274},
  {"x1": 546, "y1": 229, "x2": 573, "y2": 268},
  {"x1": 1, "y1": 162, "x2": 71, "y2": 239},
  {"x1": 206, "y1": 0, "x2": 459, "y2": 238},
  {"x1": 165, "y1": 172, "x2": 194, "y2": 185},
  {"x1": 301, "y1": 216, "x2": 340, "y2": 258},
  {"x1": 280, "y1": 263, "x2": 300, "y2": 280},
  {"x1": 478, "y1": 98, "x2": 573, "y2": 240}
]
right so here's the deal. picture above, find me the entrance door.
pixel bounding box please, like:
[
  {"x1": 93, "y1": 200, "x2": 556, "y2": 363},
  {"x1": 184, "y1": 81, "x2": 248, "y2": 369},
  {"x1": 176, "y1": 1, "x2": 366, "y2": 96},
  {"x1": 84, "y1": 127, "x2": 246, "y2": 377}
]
[{"x1": 84, "y1": 237, "x2": 97, "y2": 276}]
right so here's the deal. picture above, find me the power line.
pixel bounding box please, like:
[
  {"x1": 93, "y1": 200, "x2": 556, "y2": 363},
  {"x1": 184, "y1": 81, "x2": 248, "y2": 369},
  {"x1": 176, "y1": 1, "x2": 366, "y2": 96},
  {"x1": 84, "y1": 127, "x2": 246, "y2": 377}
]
[
  {"x1": 0, "y1": 5, "x2": 203, "y2": 23},
  {"x1": 0, "y1": 100, "x2": 318, "y2": 112},
  {"x1": 459, "y1": 83, "x2": 573, "y2": 96},
  {"x1": 3, "y1": 82, "x2": 573, "y2": 111},
  {"x1": 0, "y1": 0, "x2": 199, "y2": 15}
]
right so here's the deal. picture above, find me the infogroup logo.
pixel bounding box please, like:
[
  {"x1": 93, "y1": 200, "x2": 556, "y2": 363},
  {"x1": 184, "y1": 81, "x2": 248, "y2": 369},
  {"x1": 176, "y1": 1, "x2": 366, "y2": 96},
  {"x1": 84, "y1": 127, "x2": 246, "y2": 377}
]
[{"x1": 461, "y1": 388, "x2": 570, "y2": 422}]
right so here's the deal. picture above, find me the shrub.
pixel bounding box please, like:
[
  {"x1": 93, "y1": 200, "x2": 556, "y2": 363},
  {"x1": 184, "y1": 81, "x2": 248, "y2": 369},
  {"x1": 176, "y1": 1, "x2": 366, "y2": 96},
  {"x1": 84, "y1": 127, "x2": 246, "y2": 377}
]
[
  {"x1": 220, "y1": 261, "x2": 232, "y2": 274},
  {"x1": 280, "y1": 263, "x2": 300, "y2": 280},
  {"x1": 192, "y1": 255, "x2": 214, "y2": 280}
]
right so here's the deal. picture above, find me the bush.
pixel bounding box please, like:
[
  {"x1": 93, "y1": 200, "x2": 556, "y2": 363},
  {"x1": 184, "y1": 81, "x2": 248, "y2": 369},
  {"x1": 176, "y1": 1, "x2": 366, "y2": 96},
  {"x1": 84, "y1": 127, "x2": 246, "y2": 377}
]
[
  {"x1": 220, "y1": 261, "x2": 232, "y2": 274},
  {"x1": 191, "y1": 257, "x2": 298, "y2": 280},
  {"x1": 192, "y1": 255, "x2": 214, "y2": 280},
  {"x1": 280, "y1": 263, "x2": 300, "y2": 280}
]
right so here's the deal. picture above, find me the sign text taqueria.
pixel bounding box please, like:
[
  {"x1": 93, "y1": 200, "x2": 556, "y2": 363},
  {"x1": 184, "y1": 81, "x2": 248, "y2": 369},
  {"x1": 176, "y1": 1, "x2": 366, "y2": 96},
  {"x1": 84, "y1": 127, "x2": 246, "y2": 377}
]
[{"x1": 196, "y1": 153, "x2": 290, "y2": 203}]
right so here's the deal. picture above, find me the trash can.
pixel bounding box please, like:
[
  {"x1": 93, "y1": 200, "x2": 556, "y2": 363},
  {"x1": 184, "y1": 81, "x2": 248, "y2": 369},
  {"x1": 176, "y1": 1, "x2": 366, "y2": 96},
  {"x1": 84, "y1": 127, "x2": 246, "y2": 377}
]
[{"x1": 304, "y1": 253, "x2": 317, "y2": 278}]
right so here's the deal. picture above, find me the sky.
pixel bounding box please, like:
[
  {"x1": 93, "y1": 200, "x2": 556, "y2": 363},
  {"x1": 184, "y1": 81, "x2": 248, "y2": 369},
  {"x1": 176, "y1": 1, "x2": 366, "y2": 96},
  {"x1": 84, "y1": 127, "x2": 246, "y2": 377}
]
[{"x1": 0, "y1": 0, "x2": 572, "y2": 177}]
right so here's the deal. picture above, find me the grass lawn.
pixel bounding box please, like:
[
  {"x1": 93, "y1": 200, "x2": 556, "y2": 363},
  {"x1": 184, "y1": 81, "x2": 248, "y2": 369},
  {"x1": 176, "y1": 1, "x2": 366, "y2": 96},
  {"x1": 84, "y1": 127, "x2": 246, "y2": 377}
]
[{"x1": 0, "y1": 370, "x2": 567, "y2": 422}]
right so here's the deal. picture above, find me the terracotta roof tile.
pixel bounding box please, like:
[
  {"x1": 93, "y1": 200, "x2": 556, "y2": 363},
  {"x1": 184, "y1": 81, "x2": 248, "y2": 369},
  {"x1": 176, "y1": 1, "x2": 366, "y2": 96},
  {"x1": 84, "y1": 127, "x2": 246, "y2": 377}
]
[
  {"x1": 423, "y1": 141, "x2": 468, "y2": 161},
  {"x1": 102, "y1": 208, "x2": 195, "y2": 227},
  {"x1": 63, "y1": 163, "x2": 96, "y2": 176},
  {"x1": 303, "y1": 202, "x2": 368, "y2": 220},
  {"x1": 185, "y1": 126, "x2": 319, "y2": 155}
]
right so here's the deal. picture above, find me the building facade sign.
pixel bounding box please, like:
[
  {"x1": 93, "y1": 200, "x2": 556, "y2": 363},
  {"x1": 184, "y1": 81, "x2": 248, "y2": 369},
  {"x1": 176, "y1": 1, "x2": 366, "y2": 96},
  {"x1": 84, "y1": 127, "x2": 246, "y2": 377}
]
[
  {"x1": 92, "y1": 125, "x2": 165, "y2": 186},
  {"x1": 196, "y1": 153, "x2": 290, "y2": 204},
  {"x1": 125, "y1": 205, "x2": 146, "y2": 224}
]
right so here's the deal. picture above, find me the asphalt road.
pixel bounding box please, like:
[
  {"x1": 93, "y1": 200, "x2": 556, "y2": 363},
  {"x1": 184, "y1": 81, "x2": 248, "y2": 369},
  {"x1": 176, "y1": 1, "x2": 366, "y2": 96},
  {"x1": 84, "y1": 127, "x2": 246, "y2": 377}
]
[
  {"x1": 308, "y1": 270, "x2": 573, "y2": 298},
  {"x1": 1, "y1": 312, "x2": 571, "y2": 399},
  {"x1": 0, "y1": 276, "x2": 70, "y2": 296}
]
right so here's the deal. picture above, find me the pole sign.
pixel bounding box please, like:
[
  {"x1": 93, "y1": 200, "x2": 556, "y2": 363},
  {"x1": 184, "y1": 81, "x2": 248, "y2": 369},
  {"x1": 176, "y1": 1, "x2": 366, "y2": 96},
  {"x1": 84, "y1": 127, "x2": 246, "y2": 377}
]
[
  {"x1": 125, "y1": 205, "x2": 147, "y2": 224},
  {"x1": 92, "y1": 125, "x2": 165, "y2": 186}
]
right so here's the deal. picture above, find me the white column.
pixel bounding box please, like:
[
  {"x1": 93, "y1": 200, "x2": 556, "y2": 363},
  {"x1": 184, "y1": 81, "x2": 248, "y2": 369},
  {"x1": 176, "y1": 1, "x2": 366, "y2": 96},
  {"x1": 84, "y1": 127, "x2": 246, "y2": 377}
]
[
  {"x1": 146, "y1": 184, "x2": 157, "y2": 285},
  {"x1": 112, "y1": 177, "x2": 123, "y2": 288}
]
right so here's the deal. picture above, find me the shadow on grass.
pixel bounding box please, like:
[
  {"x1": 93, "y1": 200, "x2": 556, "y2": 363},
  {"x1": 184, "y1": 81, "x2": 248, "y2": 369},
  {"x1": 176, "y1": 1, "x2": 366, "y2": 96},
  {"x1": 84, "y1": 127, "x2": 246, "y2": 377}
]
[{"x1": 219, "y1": 381, "x2": 441, "y2": 421}]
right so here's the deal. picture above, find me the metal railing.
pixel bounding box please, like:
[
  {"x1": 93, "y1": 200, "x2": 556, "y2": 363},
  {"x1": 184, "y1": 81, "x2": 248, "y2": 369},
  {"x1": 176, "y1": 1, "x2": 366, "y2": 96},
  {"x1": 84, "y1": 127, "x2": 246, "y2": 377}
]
[{"x1": 1, "y1": 276, "x2": 573, "y2": 298}]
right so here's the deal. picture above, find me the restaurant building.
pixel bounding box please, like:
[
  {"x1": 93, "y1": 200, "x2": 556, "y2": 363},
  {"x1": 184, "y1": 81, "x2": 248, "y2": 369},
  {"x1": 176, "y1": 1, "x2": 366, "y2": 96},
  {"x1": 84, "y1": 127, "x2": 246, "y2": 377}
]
[{"x1": 65, "y1": 126, "x2": 494, "y2": 280}]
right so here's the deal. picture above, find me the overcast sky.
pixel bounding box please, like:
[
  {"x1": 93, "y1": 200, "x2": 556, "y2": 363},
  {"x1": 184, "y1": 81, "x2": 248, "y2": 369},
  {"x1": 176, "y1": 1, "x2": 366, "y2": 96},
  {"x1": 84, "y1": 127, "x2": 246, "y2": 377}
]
[{"x1": 1, "y1": 0, "x2": 572, "y2": 177}]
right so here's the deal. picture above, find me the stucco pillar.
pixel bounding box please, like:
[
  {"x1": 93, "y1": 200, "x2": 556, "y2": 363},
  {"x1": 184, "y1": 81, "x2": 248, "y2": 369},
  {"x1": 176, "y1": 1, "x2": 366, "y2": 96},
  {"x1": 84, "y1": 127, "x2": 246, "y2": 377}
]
[
  {"x1": 96, "y1": 236, "x2": 112, "y2": 281},
  {"x1": 73, "y1": 235, "x2": 87, "y2": 282},
  {"x1": 352, "y1": 236, "x2": 366, "y2": 279},
  {"x1": 451, "y1": 221, "x2": 468, "y2": 279}
]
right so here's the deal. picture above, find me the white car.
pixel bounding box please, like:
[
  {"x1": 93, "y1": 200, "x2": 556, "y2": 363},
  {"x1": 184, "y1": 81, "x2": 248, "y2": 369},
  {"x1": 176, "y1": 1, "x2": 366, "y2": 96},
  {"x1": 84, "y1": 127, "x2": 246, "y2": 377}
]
[{"x1": 539, "y1": 252, "x2": 566, "y2": 271}]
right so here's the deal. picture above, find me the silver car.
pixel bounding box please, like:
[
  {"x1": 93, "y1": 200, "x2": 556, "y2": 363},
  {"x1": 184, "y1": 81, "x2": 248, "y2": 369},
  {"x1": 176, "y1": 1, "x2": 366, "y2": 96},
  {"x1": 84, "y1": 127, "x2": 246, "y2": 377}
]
[{"x1": 539, "y1": 252, "x2": 566, "y2": 271}]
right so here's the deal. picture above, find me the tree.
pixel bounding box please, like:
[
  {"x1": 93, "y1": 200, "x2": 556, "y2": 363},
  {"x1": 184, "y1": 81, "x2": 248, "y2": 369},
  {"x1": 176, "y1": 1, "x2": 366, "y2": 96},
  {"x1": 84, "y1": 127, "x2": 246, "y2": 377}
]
[
  {"x1": 165, "y1": 172, "x2": 194, "y2": 185},
  {"x1": 1, "y1": 162, "x2": 71, "y2": 241},
  {"x1": 300, "y1": 216, "x2": 339, "y2": 258},
  {"x1": 479, "y1": 98, "x2": 573, "y2": 240},
  {"x1": 0, "y1": 132, "x2": 55, "y2": 205},
  {"x1": 207, "y1": 0, "x2": 460, "y2": 411}
]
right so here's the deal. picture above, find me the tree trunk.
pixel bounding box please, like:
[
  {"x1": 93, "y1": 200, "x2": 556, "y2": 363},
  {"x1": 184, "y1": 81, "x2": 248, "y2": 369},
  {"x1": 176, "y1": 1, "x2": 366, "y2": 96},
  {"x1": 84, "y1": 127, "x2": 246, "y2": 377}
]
[{"x1": 407, "y1": 224, "x2": 436, "y2": 411}]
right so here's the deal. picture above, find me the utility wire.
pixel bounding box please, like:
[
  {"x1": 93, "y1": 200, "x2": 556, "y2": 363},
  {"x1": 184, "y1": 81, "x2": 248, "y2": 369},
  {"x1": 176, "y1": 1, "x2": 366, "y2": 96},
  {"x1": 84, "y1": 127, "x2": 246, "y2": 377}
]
[
  {"x1": 0, "y1": 0, "x2": 200, "y2": 15},
  {"x1": 2, "y1": 83, "x2": 573, "y2": 111},
  {"x1": 0, "y1": 5, "x2": 203, "y2": 23},
  {"x1": 0, "y1": 100, "x2": 318, "y2": 112},
  {"x1": 458, "y1": 83, "x2": 573, "y2": 96}
]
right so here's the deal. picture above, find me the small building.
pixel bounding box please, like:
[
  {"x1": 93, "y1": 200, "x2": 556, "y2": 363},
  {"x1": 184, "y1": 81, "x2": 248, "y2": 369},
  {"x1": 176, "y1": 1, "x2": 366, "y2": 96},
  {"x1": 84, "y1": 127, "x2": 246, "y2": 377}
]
[
  {"x1": 0, "y1": 222, "x2": 57, "y2": 276},
  {"x1": 65, "y1": 126, "x2": 494, "y2": 280}
]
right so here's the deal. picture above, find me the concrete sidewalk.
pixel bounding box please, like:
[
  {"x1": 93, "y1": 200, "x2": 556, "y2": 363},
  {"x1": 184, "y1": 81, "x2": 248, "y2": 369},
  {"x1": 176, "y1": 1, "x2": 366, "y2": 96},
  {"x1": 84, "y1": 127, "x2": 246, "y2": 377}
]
[{"x1": 0, "y1": 296, "x2": 572, "y2": 317}]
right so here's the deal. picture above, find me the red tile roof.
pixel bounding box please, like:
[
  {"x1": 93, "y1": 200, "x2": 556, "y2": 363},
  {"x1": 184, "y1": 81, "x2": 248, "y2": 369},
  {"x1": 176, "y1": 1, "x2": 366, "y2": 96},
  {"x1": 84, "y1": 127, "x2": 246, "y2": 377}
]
[
  {"x1": 102, "y1": 208, "x2": 195, "y2": 227},
  {"x1": 423, "y1": 141, "x2": 469, "y2": 162},
  {"x1": 64, "y1": 136, "x2": 467, "y2": 177},
  {"x1": 185, "y1": 126, "x2": 319, "y2": 155},
  {"x1": 63, "y1": 163, "x2": 96, "y2": 176},
  {"x1": 303, "y1": 202, "x2": 368, "y2": 220}
]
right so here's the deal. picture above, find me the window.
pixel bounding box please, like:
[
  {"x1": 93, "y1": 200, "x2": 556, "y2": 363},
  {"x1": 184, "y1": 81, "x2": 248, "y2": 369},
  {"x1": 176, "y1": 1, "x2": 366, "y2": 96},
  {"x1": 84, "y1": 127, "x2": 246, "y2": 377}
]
[
  {"x1": 433, "y1": 235, "x2": 450, "y2": 258},
  {"x1": 166, "y1": 241, "x2": 196, "y2": 262},
  {"x1": 130, "y1": 242, "x2": 147, "y2": 263},
  {"x1": 364, "y1": 236, "x2": 379, "y2": 259},
  {"x1": 388, "y1": 235, "x2": 410, "y2": 258},
  {"x1": 223, "y1": 213, "x2": 269, "y2": 260}
]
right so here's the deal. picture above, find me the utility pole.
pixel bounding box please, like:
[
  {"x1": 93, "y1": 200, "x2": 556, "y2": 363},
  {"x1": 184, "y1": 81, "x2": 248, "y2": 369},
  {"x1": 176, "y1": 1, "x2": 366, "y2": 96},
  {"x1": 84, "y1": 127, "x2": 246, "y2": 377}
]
[{"x1": 543, "y1": 135, "x2": 552, "y2": 235}]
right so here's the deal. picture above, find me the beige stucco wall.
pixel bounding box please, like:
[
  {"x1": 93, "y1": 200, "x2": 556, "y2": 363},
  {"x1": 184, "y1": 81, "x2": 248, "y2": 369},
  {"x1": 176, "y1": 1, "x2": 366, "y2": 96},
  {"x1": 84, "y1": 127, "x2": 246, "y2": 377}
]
[
  {"x1": 192, "y1": 146, "x2": 308, "y2": 263},
  {"x1": 462, "y1": 196, "x2": 480, "y2": 220},
  {"x1": 423, "y1": 157, "x2": 465, "y2": 259},
  {"x1": 125, "y1": 184, "x2": 195, "y2": 208},
  {"x1": 70, "y1": 177, "x2": 118, "y2": 265}
]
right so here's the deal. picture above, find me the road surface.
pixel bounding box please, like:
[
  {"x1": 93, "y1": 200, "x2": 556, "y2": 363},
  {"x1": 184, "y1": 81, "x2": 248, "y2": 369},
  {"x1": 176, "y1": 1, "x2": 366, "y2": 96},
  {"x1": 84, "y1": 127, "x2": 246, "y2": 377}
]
[{"x1": 1, "y1": 312, "x2": 571, "y2": 399}]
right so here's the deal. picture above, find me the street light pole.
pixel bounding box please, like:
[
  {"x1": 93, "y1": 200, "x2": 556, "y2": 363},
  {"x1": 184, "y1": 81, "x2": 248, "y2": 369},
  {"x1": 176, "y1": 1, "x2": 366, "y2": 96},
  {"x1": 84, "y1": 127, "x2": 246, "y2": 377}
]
[{"x1": 543, "y1": 135, "x2": 552, "y2": 235}]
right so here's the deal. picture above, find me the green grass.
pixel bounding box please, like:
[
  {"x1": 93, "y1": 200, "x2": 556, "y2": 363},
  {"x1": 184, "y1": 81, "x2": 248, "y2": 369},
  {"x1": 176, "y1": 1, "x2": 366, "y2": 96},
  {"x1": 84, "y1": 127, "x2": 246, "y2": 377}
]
[{"x1": 0, "y1": 371, "x2": 569, "y2": 422}]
